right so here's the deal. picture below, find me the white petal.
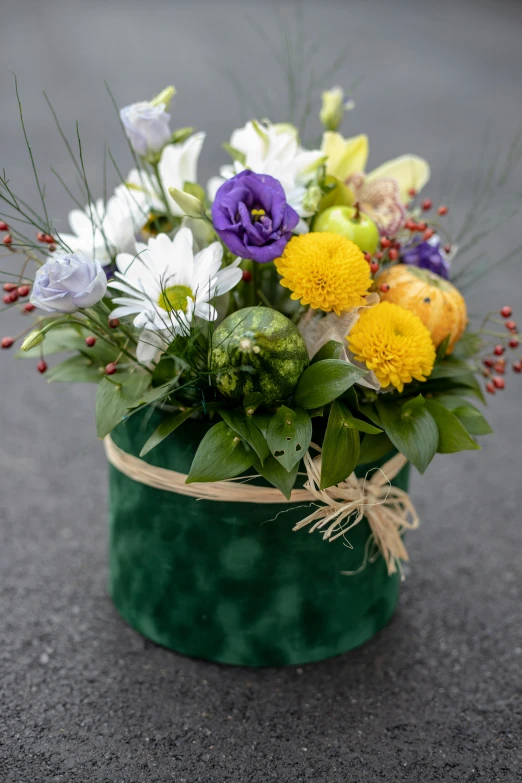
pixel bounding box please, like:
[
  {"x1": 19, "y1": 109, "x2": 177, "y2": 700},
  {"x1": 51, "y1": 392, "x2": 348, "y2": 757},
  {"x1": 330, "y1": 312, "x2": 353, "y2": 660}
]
[
  {"x1": 136, "y1": 329, "x2": 169, "y2": 363},
  {"x1": 194, "y1": 301, "x2": 218, "y2": 321},
  {"x1": 213, "y1": 265, "x2": 243, "y2": 297}
]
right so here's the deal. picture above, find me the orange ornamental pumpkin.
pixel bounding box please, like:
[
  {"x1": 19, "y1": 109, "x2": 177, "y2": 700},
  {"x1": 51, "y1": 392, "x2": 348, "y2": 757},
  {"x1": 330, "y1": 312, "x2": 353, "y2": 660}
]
[{"x1": 376, "y1": 264, "x2": 467, "y2": 352}]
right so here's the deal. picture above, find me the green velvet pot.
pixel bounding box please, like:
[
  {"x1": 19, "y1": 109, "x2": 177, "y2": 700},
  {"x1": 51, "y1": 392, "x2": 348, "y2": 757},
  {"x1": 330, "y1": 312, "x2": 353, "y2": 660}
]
[{"x1": 108, "y1": 409, "x2": 410, "y2": 667}]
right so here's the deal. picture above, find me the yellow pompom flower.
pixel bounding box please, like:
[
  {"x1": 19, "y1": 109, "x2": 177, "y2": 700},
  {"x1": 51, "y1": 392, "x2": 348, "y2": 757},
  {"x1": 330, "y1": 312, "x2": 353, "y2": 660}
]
[
  {"x1": 274, "y1": 232, "x2": 371, "y2": 315},
  {"x1": 348, "y1": 302, "x2": 436, "y2": 392}
]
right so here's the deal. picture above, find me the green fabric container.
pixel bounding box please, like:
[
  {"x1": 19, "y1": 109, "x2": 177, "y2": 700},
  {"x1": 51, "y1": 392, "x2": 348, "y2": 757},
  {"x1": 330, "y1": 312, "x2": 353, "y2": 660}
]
[{"x1": 108, "y1": 409, "x2": 410, "y2": 667}]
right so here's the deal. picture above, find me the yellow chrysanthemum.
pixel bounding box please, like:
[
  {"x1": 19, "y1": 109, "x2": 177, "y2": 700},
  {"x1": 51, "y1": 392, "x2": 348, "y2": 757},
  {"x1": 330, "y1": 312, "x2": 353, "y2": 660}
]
[
  {"x1": 274, "y1": 232, "x2": 371, "y2": 315},
  {"x1": 348, "y1": 302, "x2": 436, "y2": 392}
]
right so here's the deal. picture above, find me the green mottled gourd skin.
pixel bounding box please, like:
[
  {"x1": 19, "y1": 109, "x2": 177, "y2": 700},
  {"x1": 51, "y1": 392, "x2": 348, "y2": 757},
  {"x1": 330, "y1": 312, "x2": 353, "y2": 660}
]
[{"x1": 211, "y1": 306, "x2": 309, "y2": 406}]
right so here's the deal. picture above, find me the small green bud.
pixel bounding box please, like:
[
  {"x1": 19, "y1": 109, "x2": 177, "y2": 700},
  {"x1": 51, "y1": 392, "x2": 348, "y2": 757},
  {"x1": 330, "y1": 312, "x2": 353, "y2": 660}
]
[
  {"x1": 150, "y1": 86, "x2": 176, "y2": 108},
  {"x1": 302, "y1": 184, "x2": 322, "y2": 214},
  {"x1": 21, "y1": 330, "x2": 45, "y2": 352},
  {"x1": 168, "y1": 187, "x2": 205, "y2": 219}
]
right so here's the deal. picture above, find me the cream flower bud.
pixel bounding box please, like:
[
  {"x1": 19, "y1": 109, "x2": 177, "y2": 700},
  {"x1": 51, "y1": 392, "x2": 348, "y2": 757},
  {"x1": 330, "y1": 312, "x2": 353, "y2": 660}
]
[
  {"x1": 21, "y1": 330, "x2": 45, "y2": 352},
  {"x1": 168, "y1": 187, "x2": 206, "y2": 218},
  {"x1": 320, "y1": 86, "x2": 354, "y2": 132}
]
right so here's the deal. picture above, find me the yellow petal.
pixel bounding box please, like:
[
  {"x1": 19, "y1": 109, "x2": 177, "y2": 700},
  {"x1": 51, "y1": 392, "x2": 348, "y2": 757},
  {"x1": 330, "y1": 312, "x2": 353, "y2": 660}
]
[
  {"x1": 322, "y1": 131, "x2": 369, "y2": 182},
  {"x1": 366, "y1": 154, "x2": 430, "y2": 202}
]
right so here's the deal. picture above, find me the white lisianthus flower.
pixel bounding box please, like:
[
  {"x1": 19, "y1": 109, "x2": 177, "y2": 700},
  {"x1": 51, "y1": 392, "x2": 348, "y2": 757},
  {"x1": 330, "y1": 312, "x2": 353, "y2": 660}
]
[
  {"x1": 58, "y1": 188, "x2": 149, "y2": 262},
  {"x1": 125, "y1": 132, "x2": 206, "y2": 218},
  {"x1": 31, "y1": 252, "x2": 107, "y2": 313},
  {"x1": 207, "y1": 121, "x2": 325, "y2": 228},
  {"x1": 109, "y1": 228, "x2": 242, "y2": 363},
  {"x1": 120, "y1": 87, "x2": 175, "y2": 159}
]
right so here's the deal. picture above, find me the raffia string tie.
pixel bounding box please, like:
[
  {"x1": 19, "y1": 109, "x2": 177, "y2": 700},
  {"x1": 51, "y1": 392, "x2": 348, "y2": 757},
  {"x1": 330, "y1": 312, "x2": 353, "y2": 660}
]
[{"x1": 104, "y1": 436, "x2": 418, "y2": 576}]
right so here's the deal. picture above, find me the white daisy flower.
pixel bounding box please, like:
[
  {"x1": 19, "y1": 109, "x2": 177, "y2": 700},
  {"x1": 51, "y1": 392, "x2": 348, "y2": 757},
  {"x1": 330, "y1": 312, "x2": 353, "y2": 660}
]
[{"x1": 109, "y1": 227, "x2": 242, "y2": 363}]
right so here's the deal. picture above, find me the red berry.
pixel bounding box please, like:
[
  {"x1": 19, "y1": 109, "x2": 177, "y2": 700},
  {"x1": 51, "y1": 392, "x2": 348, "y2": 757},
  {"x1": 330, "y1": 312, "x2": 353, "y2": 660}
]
[
  {"x1": 493, "y1": 376, "x2": 505, "y2": 390},
  {"x1": 105, "y1": 362, "x2": 117, "y2": 375},
  {"x1": 500, "y1": 306, "x2": 512, "y2": 318},
  {"x1": 8, "y1": 291, "x2": 18, "y2": 303},
  {"x1": 43, "y1": 234, "x2": 54, "y2": 244},
  {"x1": 483, "y1": 357, "x2": 495, "y2": 368},
  {"x1": 48, "y1": 243, "x2": 56, "y2": 252},
  {"x1": 444, "y1": 244, "x2": 452, "y2": 254},
  {"x1": 1, "y1": 336, "x2": 14, "y2": 349},
  {"x1": 85, "y1": 336, "x2": 96, "y2": 347},
  {"x1": 3, "y1": 283, "x2": 17, "y2": 292},
  {"x1": 379, "y1": 283, "x2": 390, "y2": 293},
  {"x1": 416, "y1": 222, "x2": 427, "y2": 232},
  {"x1": 513, "y1": 361, "x2": 522, "y2": 373},
  {"x1": 18, "y1": 285, "x2": 30, "y2": 297},
  {"x1": 437, "y1": 205, "x2": 448, "y2": 216},
  {"x1": 509, "y1": 338, "x2": 519, "y2": 349},
  {"x1": 0, "y1": 221, "x2": 8, "y2": 232},
  {"x1": 494, "y1": 364, "x2": 505, "y2": 375},
  {"x1": 408, "y1": 188, "x2": 417, "y2": 197},
  {"x1": 370, "y1": 261, "x2": 380, "y2": 274},
  {"x1": 108, "y1": 318, "x2": 120, "y2": 329},
  {"x1": 505, "y1": 320, "x2": 517, "y2": 331},
  {"x1": 23, "y1": 302, "x2": 35, "y2": 313},
  {"x1": 485, "y1": 382, "x2": 495, "y2": 395},
  {"x1": 37, "y1": 360, "x2": 48, "y2": 374},
  {"x1": 3, "y1": 235, "x2": 13, "y2": 245},
  {"x1": 493, "y1": 345, "x2": 505, "y2": 356},
  {"x1": 422, "y1": 199, "x2": 432, "y2": 211},
  {"x1": 423, "y1": 228, "x2": 434, "y2": 241},
  {"x1": 375, "y1": 251, "x2": 383, "y2": 261},
  {"x1": 2, "y1": 294, "x2": 11, "y2": 304},
  {"x1": 241, "y1": 270, "x2": 252, "y2": 282},
  {"x1": 405, "y1": 219, "x2": 416, "y2": 231},
  {"x1": 380, "y1": 237, "x2": 391, "y2": 248},
  {"x1": 388, "y1": 248, "x2": 399, "y2": 261},
  {"x1": 36, "y1": 231, "x2": 46, "y2": 243}
]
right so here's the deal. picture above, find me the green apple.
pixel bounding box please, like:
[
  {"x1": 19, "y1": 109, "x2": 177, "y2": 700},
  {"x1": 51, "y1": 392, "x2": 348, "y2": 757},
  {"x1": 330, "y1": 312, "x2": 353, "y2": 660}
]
[{"x1": 313, "y1": 205, "x2": 380, "y2": 255}]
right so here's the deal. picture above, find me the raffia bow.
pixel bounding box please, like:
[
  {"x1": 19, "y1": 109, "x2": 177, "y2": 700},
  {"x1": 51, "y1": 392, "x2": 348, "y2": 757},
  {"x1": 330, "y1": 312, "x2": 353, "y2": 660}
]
[{"x1": 293, "y1": 450, "x2": 419, "y2": 577}]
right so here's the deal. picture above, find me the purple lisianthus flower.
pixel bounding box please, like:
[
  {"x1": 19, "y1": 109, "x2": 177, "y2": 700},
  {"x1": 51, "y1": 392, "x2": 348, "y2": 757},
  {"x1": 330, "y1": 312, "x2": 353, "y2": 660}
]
[
  {"x1": 401, "y1": 234, "x2": 450, "y2": 279},
  {"x1": 211, "y1": 170, "x2": 299, "y2": 263}
]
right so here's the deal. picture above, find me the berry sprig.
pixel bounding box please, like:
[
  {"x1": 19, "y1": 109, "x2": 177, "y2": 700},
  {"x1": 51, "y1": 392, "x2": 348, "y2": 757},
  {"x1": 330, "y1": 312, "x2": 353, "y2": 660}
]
[{"x1": 480, "y1": 306, "x2": 521, "y2": 394}]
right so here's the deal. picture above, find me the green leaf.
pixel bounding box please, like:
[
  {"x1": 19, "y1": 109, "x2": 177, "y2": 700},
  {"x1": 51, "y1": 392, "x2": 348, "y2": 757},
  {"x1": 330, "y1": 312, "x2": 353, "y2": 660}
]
[
  {"x1": 435, "y1": 334, "x2": 451, "y2": 362},
  {"x1": 293, "y1": 359, "x2": 366, "y2": 409},
  {"x1": 311, "y1": 340, "x2": 344, "y2": 364},
  {"x1": 96, "y1": 373, "x2": 152, "y2": 438},
  {"x1": 96, "y1": 378, "x2": 132, "y2": 439},
  {"x1": 341, "y1": 408, "x2": 382, "y2": 435},
  {"x1": 254, "y1": 457, "x2": 299, "y2": 500},
  {"x1": 252, "y1": 412, "x2": 272, "y2": 438},
  {"x1": 429, "y1": 358, "x2": 473, "y2": 380},
  {"x1": 358, "y1": 403, "x2": 382, "y2": 427},
  {"x1": 359, "y1": 433, "x2": 395, "y2": 464},
  {"x1": 183, "y1": 181, "x2": 206, "y2": 203},
  {"x1": 452, "y1": 330, "x2": 483, "y2": 360},
  {"x1": 128, "y1": 380, "x2": 176, "y2": 408},
  {"x1": 377, "y1": 396, "x2": 439, "y2": 474},
  {"x1": 46, "y1": 355, "x2": 102, "y2": 383},
  {"x1": 320, "y1": 401, "x2": 360, "y2": 489},
  {"x1": 220, "y1": 409, "x2": 270, "y2": 464},
  {"x1": 433, "y1": 395, "x2": 493, "y2": 436},
  {"x1": 266, "y1": 405, "x2": 312, "y2": 472},
  {"x1": 186, "y1": 421, "x2": 256, "y2": 483},
  {"x1": 243, "y1": 392, "x2": 264, "y2": 413},
  {"x1": 423, "y1": 374, "x2": 485, "y2": 403},
  {"x1": 424, "y1": 399, "x2": 481, "y2": 453},
  {"x1": 140, "y1": 407, "x2": 201, "y2": 457}
]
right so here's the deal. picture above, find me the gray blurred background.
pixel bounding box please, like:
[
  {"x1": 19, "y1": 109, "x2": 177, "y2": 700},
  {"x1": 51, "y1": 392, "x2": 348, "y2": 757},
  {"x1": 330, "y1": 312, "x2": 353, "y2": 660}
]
[{"x1": 1, "y1": 1, "x2": 521, "y2": 781}]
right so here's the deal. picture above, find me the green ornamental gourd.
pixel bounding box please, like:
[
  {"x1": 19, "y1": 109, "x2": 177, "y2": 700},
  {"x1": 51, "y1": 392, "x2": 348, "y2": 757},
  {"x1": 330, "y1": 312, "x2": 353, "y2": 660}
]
[{"x1": 211, "y1": 306, "x2": 309, "y2": 406}]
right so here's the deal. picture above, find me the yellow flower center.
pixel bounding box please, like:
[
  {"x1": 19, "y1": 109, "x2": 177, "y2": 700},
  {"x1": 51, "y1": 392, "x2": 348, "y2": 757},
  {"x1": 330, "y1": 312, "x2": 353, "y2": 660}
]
[
  {"x1": 274, "y1": 232, "x2": 371, "y2": 315},
  {"x1": 348, "y1": 301, "x2": 436, "y2": 393},
  {"x1": 251, "y1": 208, "x2": 266, "y2": 222},
  {"x1": 158, "y1": 284, "x2": 193, "y2": 313}
]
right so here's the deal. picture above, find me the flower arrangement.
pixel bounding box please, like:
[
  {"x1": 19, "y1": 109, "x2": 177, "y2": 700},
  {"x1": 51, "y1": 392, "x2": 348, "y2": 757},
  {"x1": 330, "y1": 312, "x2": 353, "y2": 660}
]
[{"x1": 1, "y1": 79, "x2": 521, "y2": 575}]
